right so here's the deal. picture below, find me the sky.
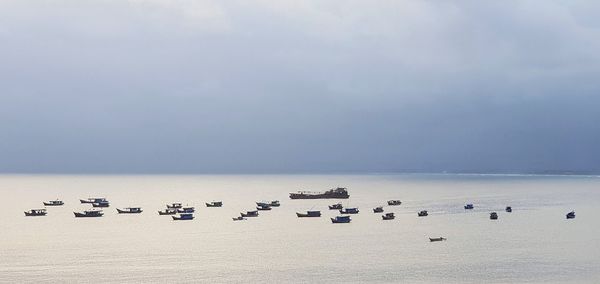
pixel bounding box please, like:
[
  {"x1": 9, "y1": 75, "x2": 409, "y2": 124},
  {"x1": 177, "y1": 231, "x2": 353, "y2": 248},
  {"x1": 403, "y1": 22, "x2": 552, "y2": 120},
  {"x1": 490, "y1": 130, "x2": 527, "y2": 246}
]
[{"x1": 1, "y1": 0, "x2": 599, "y2": 174}]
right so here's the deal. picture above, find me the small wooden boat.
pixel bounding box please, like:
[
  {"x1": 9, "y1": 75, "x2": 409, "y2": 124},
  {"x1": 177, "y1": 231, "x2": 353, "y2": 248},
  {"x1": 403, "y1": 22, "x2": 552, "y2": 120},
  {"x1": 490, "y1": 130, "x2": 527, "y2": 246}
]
[
  {"x1": 296, "y1": 210, "x2": 321, "y2": 217},
  {"x1": 566, "y1": 211, "x2": 575, "y2": 219},
  {"x1": 373, "y1": 206, "x2": 384, "y2": 213},
  {"x1": 387, "y1": 200, "x2": 402, "y2": 206},
  {"x1": 232, "y1": 216, "x2": 246, "y2": 221},
  {"x1": 166, "y1": 203, "x2": 182, "y2": 209},
  {"x1": 331, "y1": 215, "x2": 351, "y2": 223},
  {"x1": 418, "y1": 210, "x2": 428, "y2": 217},
  {"x1": 505, "y1": 206, "x2": 512, "y2": 213},
  {"x1": 117, "y1": 207, "x2": 143, "y2": 214},
  {"x1": 74, "y1": 209, "x2": 103, "y2": 218},
  {"x1": 158, "y1": 208, "x2": 177, "y2": 215},
  {"x1": 92, "y1": 201, "x2": 110, "y2": 208},
  {"x1": 328, "y1": 203, "x2": 343, "y2": 210},
  {"x1": 241, "y1": 210, "x2": 259, "y2": 217},
  {"x1": 177, "y1": 207, "x2": 195, "y2": 213},
  {"x1": 270, "y1": 200, "x2": 280, "y2": 207},
  {"x1": 382, "y1": 212, "x2": 395, "y2": 220},
  {"x1": 172, "y1": 213, "x2": 194, "y2": 220},
  {"x1": 429, "y1": 237, "x2": 446, "y2": 242},
  {"x1": 339, "y1": 207, "x2": 359, "y2": 214},
  {"x1": 43, "y1": 200, "x2": 64, "y2": 206},
  {"x1": 206, "y1": 201, "x2": 223, "y2": 207},
  {"x1": 80, "y1": 198, "x2": 106, "y2": 204},
  {"x1": 464, "y1": 204, "x2": 474, "y2": 210},
  {"x1": 490, "y1": 212, "x2": 498, "y2": 220},
  {"x1": 24, "y1": 209, "x2": 47, "y2": 216},
  {"x1": 256, "y1": 205, "x2": 272, "y2": 211}
]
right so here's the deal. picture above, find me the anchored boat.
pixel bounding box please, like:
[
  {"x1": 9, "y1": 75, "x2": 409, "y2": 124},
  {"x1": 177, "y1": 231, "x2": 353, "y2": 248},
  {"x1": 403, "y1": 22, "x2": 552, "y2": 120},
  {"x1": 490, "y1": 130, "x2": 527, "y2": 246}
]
[
  {"x1": 158, "y1": 208, "x2": 177, "y2": 215},
  {"x1": 331, "y1": 215, "x2": 351, "y2": 223},
  {"x1": 74, "y1": 209, "x2": 103, "y2": 218},
  {"x1": 328, "y1": 203, "x2": 343, "y2": 210},
  {"x1": 418, "y1": 210, "x2": 428, "y2": 217},
  {"x1": 117, "y1": 207, "x2": 143, "y2": 214},
  {"x1": 172, "y1": 213, "x2": 194, "y2": 220},
  {"x1": 464, "y1": 204, "x2": 474, "y2": 210},
  {"x1": 339, "y1": 207, "x2": 359, "y2": 214},
  {"x1": 256, "y1": 205, "x2": 272, "y2": 211},
  {"x1": 429, "y1": 237, "x2": 447, "y2": 242},
  {"x1": 43, "y1": 200, "x2": 64, "y2": 206},
  {"x1": 490, "y1": 212, "x2": 498, "y2": 220},
  {"x1": 92, "y1": 201, "x2": 110, "y2": 208},
  {"x1": 24, "y1": 209, "x2": 47, "y2": 216},
  {"x1": 206, "y1": 201, "x2": 223, "y2": 207},
  {"x1": 566, "y1": 211, "x2": 576, "y2": 219},
  {"x1": 505, "y1": 206, "x2": 512, "y2": 213},
  {"x1": 177, "y1": 207, "x2": 195, "y2": 213},
  {"x1": 296, "y1": 210, "x2": 321, "y2": 217},
  {"x1": 241, "y1": 210, "x2": 259, "y2": 217},
  {"x1": 289, "y1": 187, "x2": 349, "y2": 199},
  {"x1": 373, "y1": 206, "x2": 384, "y2": 213},
  {"x1": 382, "y1": 212, "x2": 395, "y2": 220},
  {"x1": 80, "y1": 198, "x2": 107, "y2": 204},
  {"x1": 387, "y1": 200, "x2": 402, "y2": 206},
  {"x1": 167, "y1": 203, "x2": 182, "y2": 209}
]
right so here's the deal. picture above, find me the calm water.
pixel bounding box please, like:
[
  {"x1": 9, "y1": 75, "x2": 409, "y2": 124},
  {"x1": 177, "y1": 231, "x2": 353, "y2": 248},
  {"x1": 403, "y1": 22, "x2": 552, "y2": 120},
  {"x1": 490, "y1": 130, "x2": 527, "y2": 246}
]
[{"x1": 1, "y1": 174, "x2": 599, "y2": 283}]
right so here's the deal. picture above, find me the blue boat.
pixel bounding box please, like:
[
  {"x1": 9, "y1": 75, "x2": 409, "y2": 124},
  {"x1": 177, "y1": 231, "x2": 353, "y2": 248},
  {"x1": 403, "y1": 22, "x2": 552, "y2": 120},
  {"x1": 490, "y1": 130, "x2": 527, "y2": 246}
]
[
  {"x1": 172, "y1": 213, "x2": 194, "y2": 220},
  {"x1": 331, "y1": 216, "x2": 351, "y2": 223},
  {"x1": 339, "y1": 207, "x2": 359, "y2": 214},
  {"x1": 92, "y1": 201, "x2": 110, "y2": 208},
  {"x1": 177, "y1": 207, "x2": 195, "y2": 213},
  {"x1": 464, "y1": 204, "x2": 474, "y2": 210}
]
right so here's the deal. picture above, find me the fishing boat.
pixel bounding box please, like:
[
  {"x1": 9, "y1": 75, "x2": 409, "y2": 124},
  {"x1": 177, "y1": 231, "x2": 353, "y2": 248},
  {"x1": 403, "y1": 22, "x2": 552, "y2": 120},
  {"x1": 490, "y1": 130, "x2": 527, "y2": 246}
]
[
  {"x1": 373, "y1": 206, "x2": 384, "y2": 213},
  {"x1": 177, "y1": 207, "x2": 195, "y2": 213},
  {"x1": 566, "y1": 211, "x2": 576, "y2": 219},
  {"x1": 382, "y1": 212, "x2": 395, "y2": 220},
  {"x1": 43, "y1": 199, "x2": 64, "y2": 206},
  {"x1": 505, "y1": 206, "x2": 512, "y2": 213},
  {"x1": 241, "y1": 210, "x2": 259, "y2": 217},
  {"x1": 418, "y1": 210, "x2": 428, "y2": 217},
  {"x1": 116, "y1": 207, "x2": 143, "y2": 214},
  {"x1": 339, "y1": 207, "x2": 359, "y2": 214},
  {"x1": 331, "y1": 215, "x2": 351, "y2": 223},
  {"x1": 167, "y1": 203, "x2": 182, "y2": 209},
  {"x1": 429, "y1": 237, "x2": 446, "y2": 242},
  {"x1": 74, "y1": 209, "x2": 103, "y2": 217},
  {"x1": 296, "y1": 210, "x2": 321, "y2": 217},
  {"x1": 92, "y1": 201, "x2": 110, "y2": 208},
  {"x1": 206, "y1": 201, "x2": 223, "y2": 207},
  {"x1": 289, "y1": 187, "x2": 349, "y2": 199},
  {"x1": 158, "y1": 208, "x2": 177, "y2": 215},
  {"x1": 24, "y1": 209, "x2": 47, "y2": 216},
  {"x1": 80, "y1": 198, "x2": 107, "y2": 204},
  {"x1": 387, "y1": 200, "x2": 402, "y2": 206},
  {"x1": 172, "y1": 213, "x2": 194, "y2": 220},
  {"x1": 256, "y1": 205, "x2": 272, "y2": 211},
  {"x1": 232, "y1": 216, "x2": 246, "y2": 221},
  {"x1": 270, "y1": 200, "x2": 280, "y2": 207},
  {"x1": 328, "y1": 203, "x2": 343, "y2": 210},
  {"x1": 490, "y1": 212, "x2": 498, "y2": 220},
  {"x1": 464, "y1": 204, "x2": 474, "y2": 210}
]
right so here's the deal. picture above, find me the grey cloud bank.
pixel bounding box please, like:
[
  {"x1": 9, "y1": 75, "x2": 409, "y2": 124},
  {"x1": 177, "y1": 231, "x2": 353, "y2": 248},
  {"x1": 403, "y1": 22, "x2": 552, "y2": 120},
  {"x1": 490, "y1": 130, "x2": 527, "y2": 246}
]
[{"x1": 1, "y1": 1, "x2": 599, "y2": 174}]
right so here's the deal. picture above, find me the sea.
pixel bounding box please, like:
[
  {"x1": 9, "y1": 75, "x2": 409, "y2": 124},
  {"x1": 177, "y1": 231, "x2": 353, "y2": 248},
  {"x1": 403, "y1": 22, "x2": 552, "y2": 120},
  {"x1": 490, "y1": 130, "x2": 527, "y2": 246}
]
[{"x1": 1, "y1": 174, "x2": 599, "y2": 283}]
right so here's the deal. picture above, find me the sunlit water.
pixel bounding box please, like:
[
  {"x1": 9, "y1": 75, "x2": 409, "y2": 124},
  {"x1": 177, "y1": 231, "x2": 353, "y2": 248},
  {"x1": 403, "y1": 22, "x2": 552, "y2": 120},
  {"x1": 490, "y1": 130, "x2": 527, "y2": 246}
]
[{"x1": 1, "y1": 174, "x2": 599, "y2": 283}]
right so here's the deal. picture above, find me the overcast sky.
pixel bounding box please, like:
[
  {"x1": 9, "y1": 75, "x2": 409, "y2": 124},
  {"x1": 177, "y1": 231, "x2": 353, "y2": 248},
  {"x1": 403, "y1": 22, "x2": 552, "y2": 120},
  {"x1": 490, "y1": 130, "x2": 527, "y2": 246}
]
[{"x1": 1, "y1": 1, "x2": 599, "y2": 173}]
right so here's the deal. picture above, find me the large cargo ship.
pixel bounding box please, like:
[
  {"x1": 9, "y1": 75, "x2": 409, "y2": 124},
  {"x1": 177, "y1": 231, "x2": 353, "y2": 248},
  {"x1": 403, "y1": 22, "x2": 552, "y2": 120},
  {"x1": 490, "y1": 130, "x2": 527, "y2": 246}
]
[{"x1": 289, "y1": 187, "x2": 350, "y2": 199}]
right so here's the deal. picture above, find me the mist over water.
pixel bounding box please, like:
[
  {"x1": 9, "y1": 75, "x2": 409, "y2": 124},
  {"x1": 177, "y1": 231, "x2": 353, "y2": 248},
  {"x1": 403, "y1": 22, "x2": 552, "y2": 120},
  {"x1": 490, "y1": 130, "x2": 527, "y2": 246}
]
[{"x1": 2, "y1": 174, "x2": 599, "y2": 283}]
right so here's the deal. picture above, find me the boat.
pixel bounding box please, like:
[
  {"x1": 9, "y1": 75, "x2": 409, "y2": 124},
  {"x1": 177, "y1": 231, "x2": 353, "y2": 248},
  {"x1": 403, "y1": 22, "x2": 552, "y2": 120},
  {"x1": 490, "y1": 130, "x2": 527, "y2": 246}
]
[
  {"x1": 92, "y1": 201, "x2": 110, "y2": 208},
  {"x1": 24, "y1": 209, "x2": 47, "y2": 216},
  {"x1": 339, "y1": 208, "x2": 359, "y2": 214},
  {"x1": 382, "y1": 212, "x2": 395, "y2": 220},
  {"x1": 80, "y1": 198, "x2": 107, "y2": 204},
  {"x1": 289, "y1": 187, "x2": 349, "y2": 199},
  {"x1": 464, "y1": 204, "x2": 474, "y2": 210},
  {"x1": 418, "y1": 210, "x2": 428, "y2": 217},
  {"x1": 328, "y1": 203, "x2": 343, "y2": 210},
  {"x1": 158, "y1": 208, "x2": 177, "y2": 215},
  {"x1": 331, "y1": 215, "x2": 351, "y2": 223},
  {"x1": 387, "y1": 200, "x2": 402, "y2": 206},
  {"x1": 296, "y1": 210, "x2": 321, "y2": 217},
  {"x1": 505, "y1": 206, "x2": 512, "y2": 213},
  {"x1": 177, "y1": 207, "x2": 195, "y2": 213},
  {"x1": 256, "y1": 205, "x2": 272, "y2": 211},
  {"x1": 74, "y1": 209, "x2": 104, "y2": 217},
  {"x1": 490, "y1": 212, "x2": 498, "y2": 220},
  {"x1": 373, "y1": 206, "x2": 384, "y2": 213},
  {"x1": 566, "y1": 211, "x2": 576, "y2": 219},
  {"x1": 256, "y1": 201, "x2": 280, "y2": 207},
  {"x1": 43, "y1": 199, "x2": 64, "y2": 206},
  {"x1": 172, "y1": 213, "x2": 194, "y2": 220},
  {"x1": 270, "y1": 200, "x2": 280, "y2": 207},
  {"x1": 206, "y1": 201, "x2": 223, "y2": 207},
  {"x1": 232, "y1": 216, "x2": 246, "y2": 221},
  {"x1": 241, "y1": 210, "x2": 259, "y2": 217},
  {"x1": 429, "y1": 237, "x2": 447, "y2": 242},
  {"x1": 116, "y1": 207, "x2": 143, "y2": 214},
  {"x1": 166, "y1": 203, "x2": 182, "y2": 209}
]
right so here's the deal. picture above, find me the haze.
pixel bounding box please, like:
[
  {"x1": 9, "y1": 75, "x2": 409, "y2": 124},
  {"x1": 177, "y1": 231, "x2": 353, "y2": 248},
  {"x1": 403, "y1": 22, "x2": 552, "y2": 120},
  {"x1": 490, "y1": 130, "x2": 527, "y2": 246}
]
[{"x1": 1, "y1": 1, "x2": 599, "y2": 174}]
